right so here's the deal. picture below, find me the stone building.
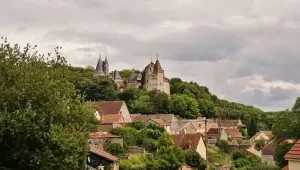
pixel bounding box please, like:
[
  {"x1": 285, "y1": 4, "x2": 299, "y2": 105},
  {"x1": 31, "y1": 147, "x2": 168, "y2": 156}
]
[
  {"x1": 111, "y1": 70, "x2": 125, "y2": 92},
  {"x1": 143, "y1": 57, "x2": 170, "y2": 95}
]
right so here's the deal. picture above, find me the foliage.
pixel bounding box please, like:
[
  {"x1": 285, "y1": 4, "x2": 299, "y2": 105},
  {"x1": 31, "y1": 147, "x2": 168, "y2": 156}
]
[
  {"x1": 149, "y1": 89, "x2": 171, "y2": 114},
  {"x1": 130, "y1": 95, "x2": 154, "y2": 114},
  {"x1": 183, "y1": 150, "x2": 206, "y2": 170},
  {"x1": 273, "y1": 142, "x2": 293, "y2": 168},
  {"x1": 216, "y1": 140, "x2": 229, "y2": 153},
  {"x1": 119, "y1": 69, "x2": 140, "y2": 82},
  {"x1": 106, "y1": 143, "x2": 125, "y2": 157},
  {"x1": 247, "y1": 115, "x2": 259, "y2": 137},
  {"x1": 170, "y1": 94, "x2": 200, "y2": 119},
  {"x1": 254, "y1": 139, "x2": 266, "y2": 151},
  {"x1": 0, "y1": 39, "x2": 97, "y2": 169},
  {"x1": 119, "y1": 154, "x2": 148, "y2": 170},
  {"x1": 77, "y1": 76, "x2": 119, "y2": 101},
  {"x1": 234, "y1": 158, "x2": 251, "y2": 168},
  {"x1": 232, "y1": 149, "x2": 246, "y2": 161},
  {"x1": 207, "y1": 145, "x2": 232, "y2": 166}
]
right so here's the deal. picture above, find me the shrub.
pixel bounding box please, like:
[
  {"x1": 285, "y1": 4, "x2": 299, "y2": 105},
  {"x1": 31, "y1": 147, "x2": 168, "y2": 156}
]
[
  {"x1": 107, "y1": 143, "x2": 125, "y2": 157},
  {"x1": 232, "y1": 149, "x2": 246, "y2": 161},
  {"x1": 216, "y1": 140, "x2": 229, "y2": 153}
]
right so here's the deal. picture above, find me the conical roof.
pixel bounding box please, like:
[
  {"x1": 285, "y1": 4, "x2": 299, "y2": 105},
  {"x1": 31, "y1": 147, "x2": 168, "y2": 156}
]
[
  {"x1": 153, "y1": 59, "x2": 163, "y2": 74},
  {"x1": 95, "y1": 55, "x2": 104, "y2": 72},
  {"x1": 112, "y1": 70, "x2": 122, "y2": 79}
]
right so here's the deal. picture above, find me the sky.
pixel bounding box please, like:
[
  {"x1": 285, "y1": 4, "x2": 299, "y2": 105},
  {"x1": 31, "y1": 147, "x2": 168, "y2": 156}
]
[{"x1": 1, "y1": 0, "x2": 300, "y2": 111}]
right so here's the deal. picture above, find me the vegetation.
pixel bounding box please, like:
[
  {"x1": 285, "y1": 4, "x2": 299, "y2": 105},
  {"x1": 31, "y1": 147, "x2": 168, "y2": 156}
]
[
  {"x1": 111, "y1": 121, "x2": 205, "y2": 170},
  {"x1": 216, "y1": 140, "x2": 229, "y2": 153},
  {"x1": 0, "y1": 38, "x2": 98, "y2": 169},
  {"x1": 272, "y1": 97, "x2": 300, "y2": 168}
]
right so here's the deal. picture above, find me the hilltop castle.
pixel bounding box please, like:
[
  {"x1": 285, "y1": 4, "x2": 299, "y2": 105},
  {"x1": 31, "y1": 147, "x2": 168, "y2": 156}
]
[{"x1": 93, "y1": 54, "x2": 170, "y2": 95}]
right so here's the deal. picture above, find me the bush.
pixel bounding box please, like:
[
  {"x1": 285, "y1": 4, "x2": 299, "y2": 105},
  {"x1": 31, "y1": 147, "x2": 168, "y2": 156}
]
[
  {"x1": 107, "y1": 143, "x2": 125, "y2": 157},
  {"x1": 216, "y1": 140, "x2": 229, "y2": 153},
  {"x1": 232, "y1": 149, "x2": 246, "y2": 161},
  {"x1": 234, "y1": 158, "x2": 251, "y2": 168}
]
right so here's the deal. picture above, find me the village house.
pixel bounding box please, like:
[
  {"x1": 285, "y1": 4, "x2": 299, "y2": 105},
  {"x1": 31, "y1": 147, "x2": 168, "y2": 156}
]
[
  {"x1": 251, "y1": 131, "x2": 273, "y2": 143},
  {"x1": 89, "y1": 132, "x2": 123, "y2": 150},
  {"x1": 207, "y1": 128, "x2": 219, "y2": 144},
  {"x1": 131, "y1": 114, "x2": 177, "y2": 134},
  {"x1": 87, "y1": 145, "x2": 119, "y2": 170},
  {"x1": 171, "y1": 133, "x2": 206, "y2": 160},
  {"x1": 261, "y1": 140, "x2": 276, "y2": 165},
  {"x1": 283, "y1": 139, "x2": 300, "y2": 170},
  {"x1": 91, "y1": 101, "x2": 132, "y2": 132}
]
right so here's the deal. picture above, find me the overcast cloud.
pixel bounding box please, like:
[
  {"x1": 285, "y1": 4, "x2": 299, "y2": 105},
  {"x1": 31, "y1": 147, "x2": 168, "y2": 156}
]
[{"x1": 1, "y1": 0, "x2": 300, "y2": 111}]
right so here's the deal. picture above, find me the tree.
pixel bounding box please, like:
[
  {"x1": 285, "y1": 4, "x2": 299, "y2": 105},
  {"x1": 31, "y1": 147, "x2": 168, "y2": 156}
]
[
  {"x1": 247, "y1": 115, "x2": 258, "y2": 137},
  {"x1": 130, "y1": 95, "x2": 154, "y2": 114},
  {"x1": 170, "y1": 94, "x2": 200, "y2": 119},
  {"x1": 149, "y1": 89, "x2": 171, "y2": 114},
  {"x1": 273, "y1": 143, "x2": 293, "y2": 168},
  {"x1": 216, "y1": 140, "x2": 229, "y2": 153},
  {"x1": 234, "y1": 158, "x2": 251, "y2": 168},
  {"x1": 107, "y1": 143, "x2": 125, "y2": 157},
  {"x1": 0, "y1": 39, "x2": 97, "y2": 169},
  {"x1": 184, "y1": 150, "x2": 206, "y2": 170},
  {"x1": 198, "y1": 98, "x2": 215, "y2": 118},
  {"x1": 292, "y1": 97, "x2": 300, "y2": 112},
  {"x1": 78, "y1": 77, "x2": 119, "y2": 101},
  {"x1": 118, "y1": 87, "x2": 147, "y2": 112},
  {"x1": 232, "y1": 149, "x2": 246, "y2": 161}
]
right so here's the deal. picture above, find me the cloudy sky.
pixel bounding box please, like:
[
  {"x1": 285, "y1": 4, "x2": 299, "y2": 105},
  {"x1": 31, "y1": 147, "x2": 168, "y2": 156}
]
[{"x1": 1, "y1": 0, "x2": 300, "y2": 111}]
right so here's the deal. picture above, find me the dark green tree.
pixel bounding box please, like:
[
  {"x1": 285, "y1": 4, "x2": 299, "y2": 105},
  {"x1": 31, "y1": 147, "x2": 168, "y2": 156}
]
[
  {"x1": 149, "y1": 89, "x2": 171, "y2": 114},
  {"x1": 0, "y1": 39, "x2": 97, "y2": 169},
  {"x1": 170, "y1": 94, "x2": 200, "y2": 119},
  {"x1": 107, "y1": 143, "x2": 125, "y2": 157}
]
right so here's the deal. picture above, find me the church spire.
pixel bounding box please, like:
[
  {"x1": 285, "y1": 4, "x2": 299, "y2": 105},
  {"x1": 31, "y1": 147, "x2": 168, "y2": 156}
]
[
  {"x1": 156, "y1": 53, "x2": 159, "y2": 60},
  {"x1": 95, "y1": 52, "x2": 104, "y2": 73}
]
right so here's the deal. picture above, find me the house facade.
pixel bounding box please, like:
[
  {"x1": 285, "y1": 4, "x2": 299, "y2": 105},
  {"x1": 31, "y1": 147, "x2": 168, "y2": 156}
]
[
  {"x1": 87, "y1": 145, "x2": 119, "y2": 170},
  {"x1": 92, "y1": 101, "x2": 132, "y2": 124},
  {"x1": 172, "y1": 133, "x2": 206, "y2": 160},
  {"x1": 284, "y1": 139, "x2": 300, "y2": 170}
]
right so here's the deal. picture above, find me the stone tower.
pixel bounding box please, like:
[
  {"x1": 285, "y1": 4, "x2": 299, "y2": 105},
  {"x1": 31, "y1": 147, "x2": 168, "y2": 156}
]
[
  {"x1": 93, "y1": 53, "x2": 105, "y2": 77},
  {"x1": 143, "y1": 55, "x2": 170, "y2": 95},
  {"x1": 103, "y1": 56, "x2": 109, "y2": 75}
]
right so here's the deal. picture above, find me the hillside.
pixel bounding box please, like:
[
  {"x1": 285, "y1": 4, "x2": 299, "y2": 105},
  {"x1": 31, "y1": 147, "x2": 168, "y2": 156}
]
[{"x1": 70, "y1": 66, "x2": 276, "y2": 136}]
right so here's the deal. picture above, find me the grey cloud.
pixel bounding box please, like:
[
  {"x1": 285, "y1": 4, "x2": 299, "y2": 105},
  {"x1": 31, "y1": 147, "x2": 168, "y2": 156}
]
[
  {"x1": 268, "y1": 87, "x2": 299, "y2": 101},
  {"x1": 2, "y1": 0, "x2": 300, "y2": 111}
]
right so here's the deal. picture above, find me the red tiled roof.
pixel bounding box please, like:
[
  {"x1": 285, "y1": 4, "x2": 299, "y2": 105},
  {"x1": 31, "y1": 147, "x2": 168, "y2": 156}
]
[
  {"x1": 281, "y1": 165, "x2": 289, "y2": 170},
  {"x1": 207, "y1": 128, "x2": 219, "y2": 135},
  {"x1": 90, "y1": 145, "x2": 119, "y2": 162},
  {"x1": 285, "y1": 139, "x2": 300, "y2": 160},
  {"x1": 92, "y1": 101, "x2": 124, "y2": 115},
  {"x1": 89, "y1": 132, "x2": 121, "y2": 139},
  {"x1": 171, "y1": 133, "x2": 203, "y2": 152},
  {"x1": 226, "y1": 129, "x2": 243, "y2": 138}
]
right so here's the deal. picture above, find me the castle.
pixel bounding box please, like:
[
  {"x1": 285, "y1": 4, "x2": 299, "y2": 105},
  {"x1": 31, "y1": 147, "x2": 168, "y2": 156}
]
[{"x1": 93, "y1": 54, "x2": 170, "y2": 95}]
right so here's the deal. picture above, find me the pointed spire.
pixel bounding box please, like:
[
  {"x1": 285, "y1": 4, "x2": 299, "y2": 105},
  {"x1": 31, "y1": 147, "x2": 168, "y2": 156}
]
[
  {"x1": 105, "y1": 55, "x2": 108, "y2": 62},
  {"x1": 95, "y1": 52, "x2": 104, "y2": 72},
  {"x1": 156, "y1": 53, "x2": 159, "y2": 60}
]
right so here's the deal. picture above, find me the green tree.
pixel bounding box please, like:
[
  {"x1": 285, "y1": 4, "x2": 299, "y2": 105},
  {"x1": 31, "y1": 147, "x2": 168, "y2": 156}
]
[
  {"x1": 118, "y1": 87, "x2": 147, "y2": 112},
  {"x1": 0, "y1": 40, "x2": 97, "y2": 169},
  {"x1": 184, "y1": 150, "x2": 206, "y2": 170},
  {"x1": 247, "y1": 115, "x2": 258, "y2": 137},
  {"x1": 149, "y1": 89, "x2": 171, "y2": 114},
  {"x1": 130, "y1": 95, "x2": 154, "y2": 114},
  {"x1": 232, "y1": 149, "x2": 246, "y2": 161},
  {"x1": 79, "y1": 77, "x2": 119, "y2": 101},
  {"x1": 292, "y1": 97, "x2": 300, "y2": 112},
  {"x1": 234, "y1": 158, "x2": 251, "y2": 168},
  {"x1": 216, "y1": 140, "x2": 229, "y2": 153},
  {"x1": 107, "y1": 143, "x2": 125, "y2": 157},
  {"x1": 170, "y1": 94, "x2": 200, "y2": 119}
]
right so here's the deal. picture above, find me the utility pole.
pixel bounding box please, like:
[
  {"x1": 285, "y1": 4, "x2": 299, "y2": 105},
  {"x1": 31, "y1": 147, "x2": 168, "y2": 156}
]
[{"x1": 205, "y1": 119, "x2": 209, "y2": 170}]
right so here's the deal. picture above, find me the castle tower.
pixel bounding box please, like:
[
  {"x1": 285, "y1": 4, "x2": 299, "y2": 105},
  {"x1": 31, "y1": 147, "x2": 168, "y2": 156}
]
[
  {"x1": 103, "y1": 56, "x2": 109, "y2": 75},
  {"x1": 143, "y1": 54, "x2": 170, "y2": 95},
  {"x1": 93, "y1": 53, "x2": 105, "y2": 77}
]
